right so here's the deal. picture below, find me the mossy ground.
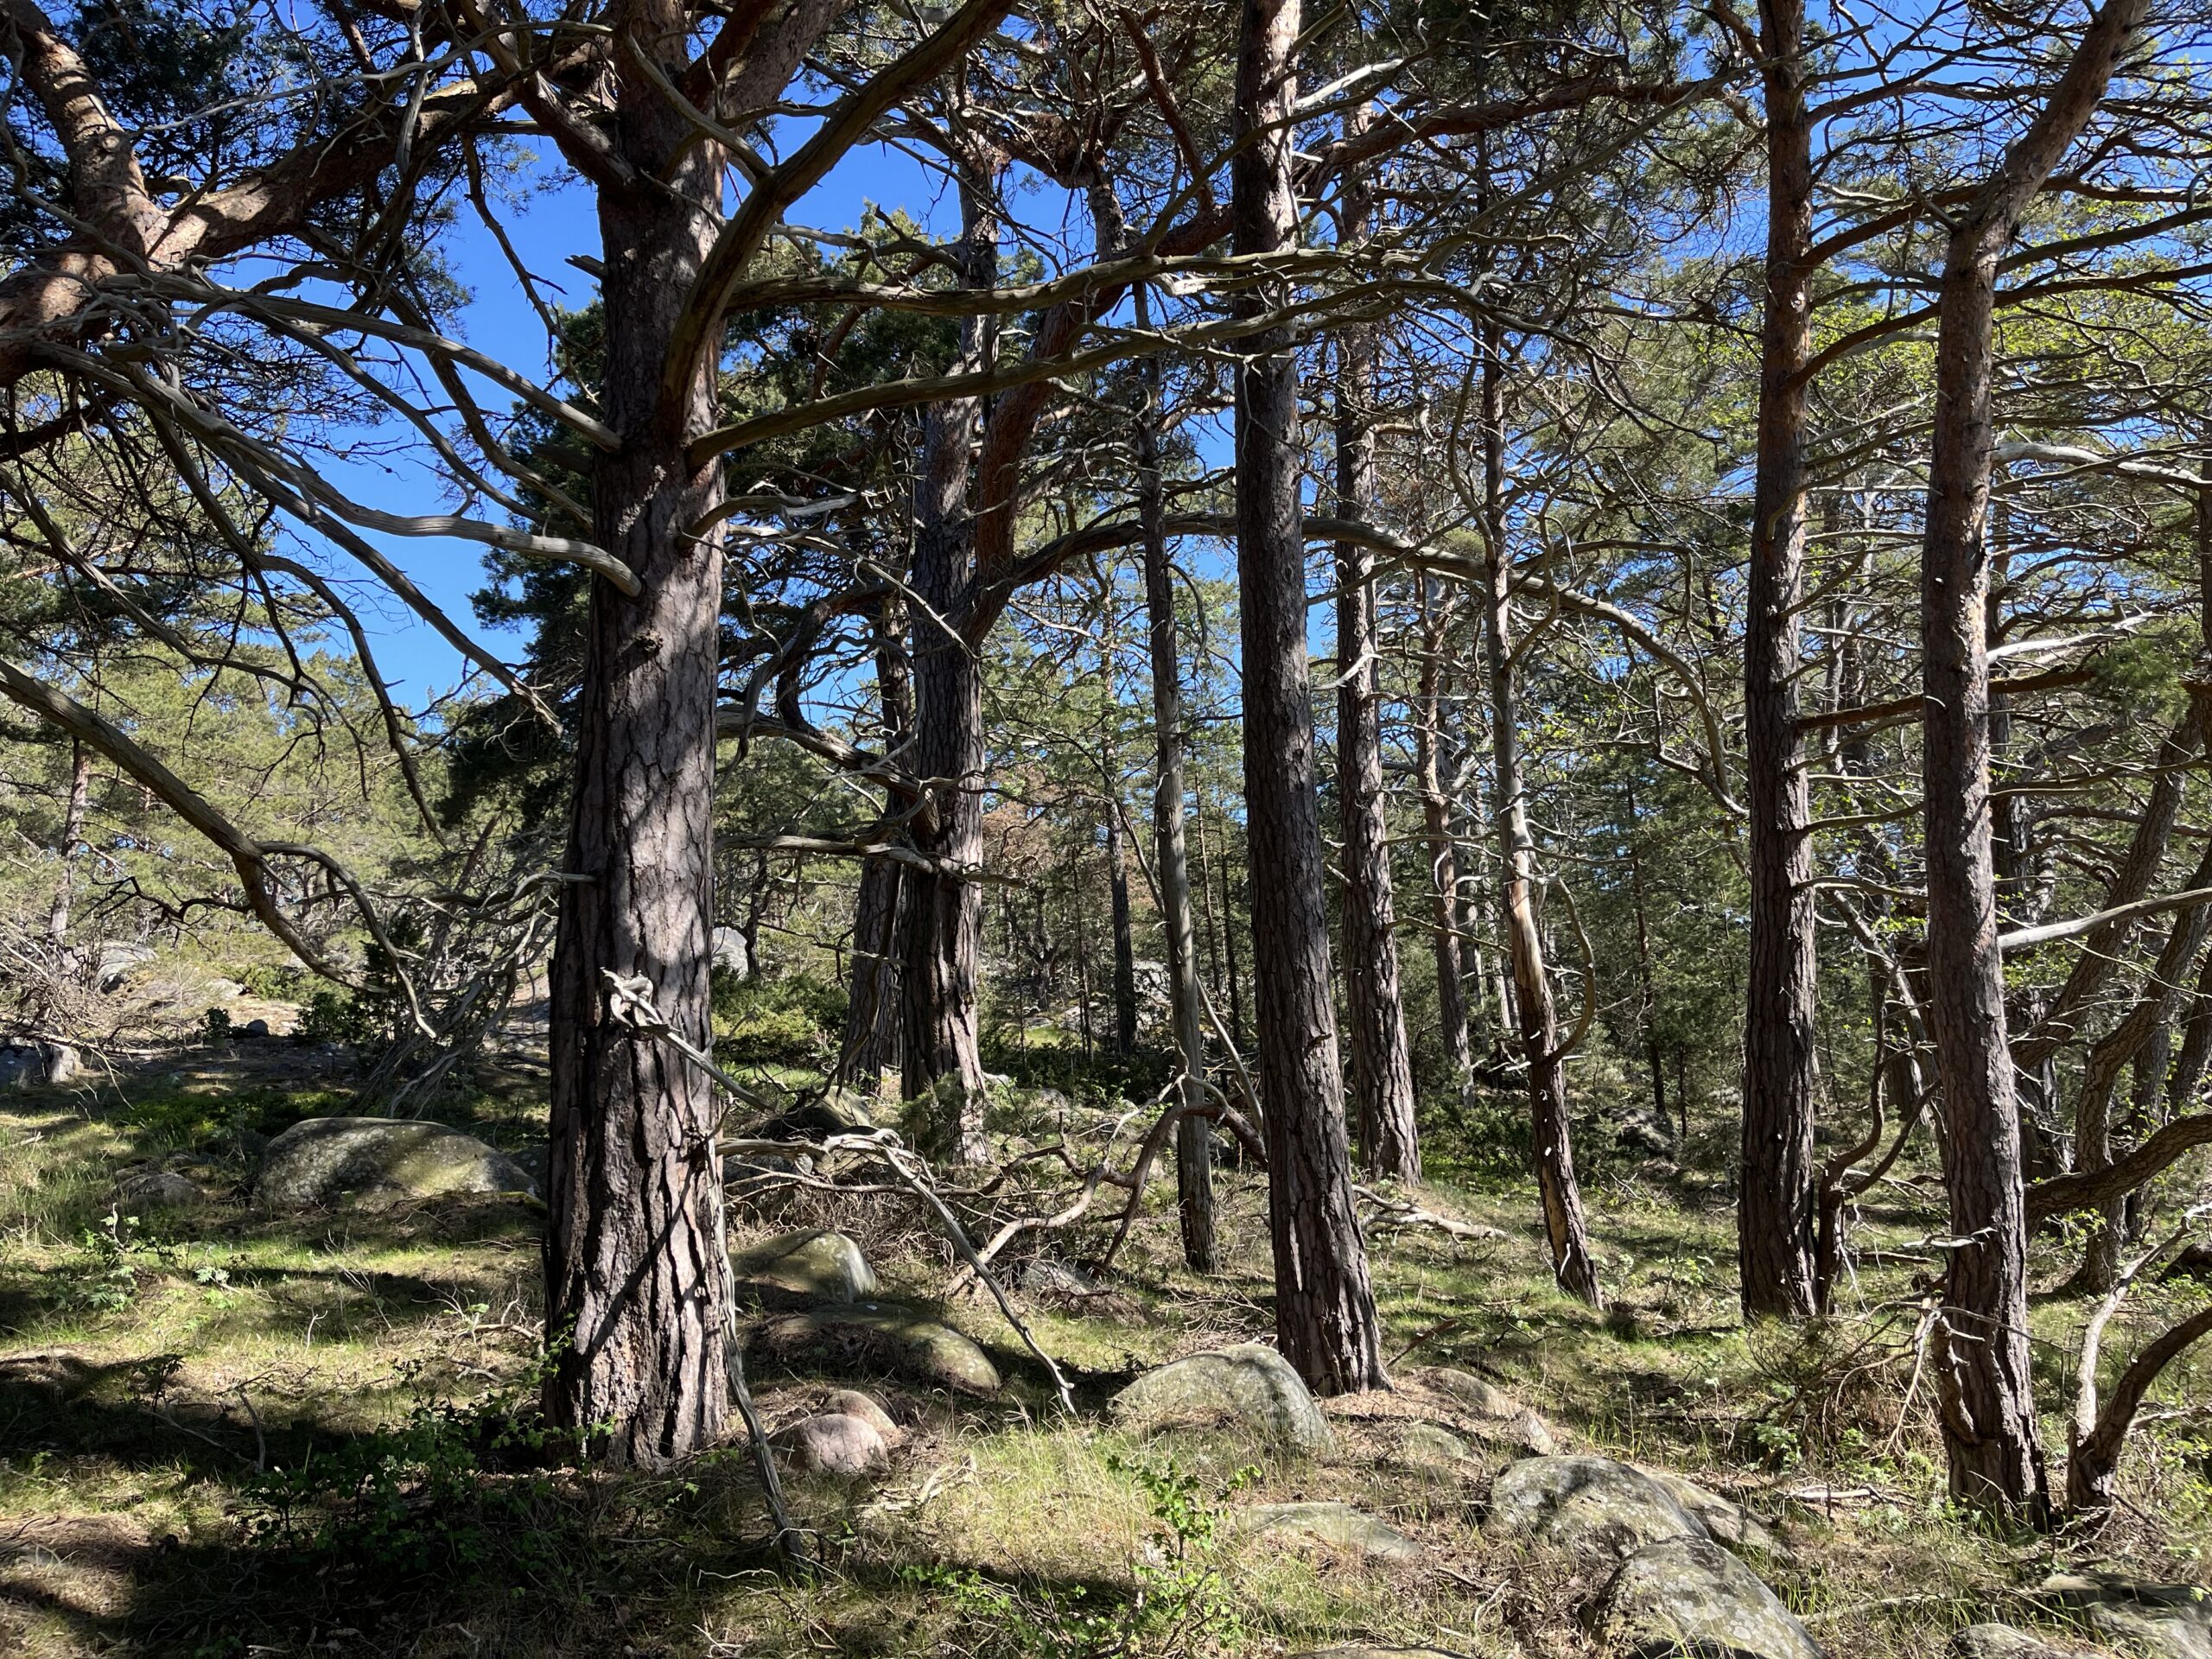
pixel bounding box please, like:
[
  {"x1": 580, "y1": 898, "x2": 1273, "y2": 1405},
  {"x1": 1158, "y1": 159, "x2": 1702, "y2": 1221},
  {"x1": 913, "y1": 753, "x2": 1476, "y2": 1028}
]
[{"x1": 0, "y1": 1040, "x2": 2205, "y2": 1657}]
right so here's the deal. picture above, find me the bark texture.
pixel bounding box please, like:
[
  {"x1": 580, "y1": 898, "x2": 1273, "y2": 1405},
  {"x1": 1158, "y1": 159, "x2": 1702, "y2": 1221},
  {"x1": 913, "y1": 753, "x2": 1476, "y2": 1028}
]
[
  {"x1": 1332, "y1": 258, "x2": 1420, "y2": 1183},
  {"x1": 1233, "y1": 0, "x2": 1384, "y2": 1393},
  {"x1": 544, "y1": 10, "x2": 733, "y2": 1461},
  {"x1": 1917, "y1": 0, "x2": 2145, "y2": 1516},
  {"x1": 1738, "y1": 0, "x2": 1821, "y2": 1319},
  {"x1": 1137, "y1": 339, "x2": 1217, "y2": 1270}
]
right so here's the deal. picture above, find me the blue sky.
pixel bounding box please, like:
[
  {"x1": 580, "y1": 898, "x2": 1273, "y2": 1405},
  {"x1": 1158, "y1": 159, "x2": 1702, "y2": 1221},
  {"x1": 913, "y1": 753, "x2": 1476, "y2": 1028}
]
[{"x1": 346, "y1": 137, "x2": 948, "y2": 702}]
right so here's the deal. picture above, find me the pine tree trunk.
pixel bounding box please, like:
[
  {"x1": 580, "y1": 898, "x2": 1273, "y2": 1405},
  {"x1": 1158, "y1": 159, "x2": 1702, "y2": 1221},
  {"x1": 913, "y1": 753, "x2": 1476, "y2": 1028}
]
[
  {"x1": 1414, "y1": 584, "x2": 1475, "y2": 1098},
  {"x1": 1739, "y1": 0, "x2": 1821, "y2": 1319},
  {"x1": 45, "y1": 737, "x2": 90, "y2": 950},
  {"x1": 841, "y1": 597, "x2": 912, "y2": 1095},
  {"x1": 1105, "y1": 748, "x2": 1138, "y2": 1058},
  {"x1": 900, "y1": 165, "x2": 996, "y2": 1162},
  {"x1": 544, "y1": 63, "x2": 730, "y2": 1460},
  {"x1": 1476, "y1": 325, "x2": 1602, "y2": 1309},
  {"x1": 1233, "y1": 0, "x2": 1383, "y2": 1393},
  {"x1": 1137, "y1": 334, "x2": 1216, "y2": 1270},
  {"x1": 1332, "y1": 221, "x2": 1419, "y2": 1183},
  {"x1": 1920, "y1": 0, "x2": 2145, "y2": 1517}
]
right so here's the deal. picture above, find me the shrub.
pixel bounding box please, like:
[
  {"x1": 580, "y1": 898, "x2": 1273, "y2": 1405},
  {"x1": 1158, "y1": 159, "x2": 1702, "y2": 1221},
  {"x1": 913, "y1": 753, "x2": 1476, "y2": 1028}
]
[{"x1": 710, "y1": 969, "x2": 846, "y2": 1065}]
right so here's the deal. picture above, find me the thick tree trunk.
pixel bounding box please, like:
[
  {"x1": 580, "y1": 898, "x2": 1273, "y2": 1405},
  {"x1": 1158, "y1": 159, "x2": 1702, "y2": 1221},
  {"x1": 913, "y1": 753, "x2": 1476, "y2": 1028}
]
[
  {"x1": 1475, "y1": 327, "x2": 1603, "y2": 1309},
  {"x1": 1233, "y1": 0, "x2": 1384, "y2": 1393},
  {"x1": 1136, "y1": 334, "x2": 1217, "y2": 1270},
  {"x1": 544, "y1": 57, "x2": 730, "y2": 1461},
  {"x1": 900, "y1": 165, "x2": 998, "y2": 1161},
  {"x1": 1917, "y1": 0, "x2": 2145, "y2": 1517},
  {"x1": 1739, "y1": 0, "x2": 1821, "y2": 1320},
  {"x1": 1332, "y1": 238, "x2": 1420, "y2": 1183}
]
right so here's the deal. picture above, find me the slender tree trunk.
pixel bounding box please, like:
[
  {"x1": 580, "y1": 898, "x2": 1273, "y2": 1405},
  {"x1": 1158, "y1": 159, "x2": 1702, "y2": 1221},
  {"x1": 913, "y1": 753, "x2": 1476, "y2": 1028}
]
[
  {"x1": 1475, "y1": 322, "x2": 1603, "y2": 1309},
  {"x1": 1104, "y1": 731, "x2": 1138, "y2": 1058},
  {"x1": 45, "y1": 737, "x2": 90, "y2": 950},
  {"x1": 1414, "y1": 583, "x2": 1475, "y2": 1099},
  {"x1": 1918, "y1": 0, "x2": 2146, "y2": 1516},
  {"x1": 1233, "y1": 0, "x2": 1383, "y2": 1392},
  {"x1": 1218, "y1": 805, "x2": 1247, "y2": 1051},
  {"x1": 1332, "y1": 173, "x2": 1419, "y2": 1181},
  {"x1": 545, "y1": 32, "x2": 730, "y2": 1460},
  {"x1": 1136, "y1": 323, "x2": 1217, "y2": 1269},
  {"x1": 1739, "y1": 0, "x2": 1821, "y2": 1319},
  {"x1": 842, "y1": 596, "x2": 912, "y2": 1095},
  {"x1": 901, "y1": 162, "x2": 998, "y2": 1162},
  {"x1": 1624, "y1": 778, "x2": 1668, "y2": 1127}
]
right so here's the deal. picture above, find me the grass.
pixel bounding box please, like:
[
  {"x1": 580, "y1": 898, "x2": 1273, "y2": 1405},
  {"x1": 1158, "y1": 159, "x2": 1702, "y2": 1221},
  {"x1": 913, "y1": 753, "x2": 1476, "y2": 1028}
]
[{"x1": 0, "y1": 1038, "x2": 2206, "y2": 1656}]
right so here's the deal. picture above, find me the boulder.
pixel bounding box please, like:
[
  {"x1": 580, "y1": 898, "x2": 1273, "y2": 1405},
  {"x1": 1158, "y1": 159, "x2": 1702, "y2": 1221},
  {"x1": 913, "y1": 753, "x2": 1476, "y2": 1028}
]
[
  {"x1": 41, "y1": 1044, "x2": 79, "y2": 1085},
  {"x1": 1487, "y1": 1455, "x2": 1707, "y2": 1565},
  {"x1": 1422, "y1": 1367, "x2": 1557, "y2": 1452},
  {"x1": 240, "y1": 1018, "x2": 271, "y2": 1039},
  {"x1": 733, "y1": 1229, "x2": 879, "y2": 1304},
  {"x1": 94, "y1": 941, "x2": 154, "y2": 990},
  {"x1": 1951, "y1": 1627, "x2": 2081, "y2": 1659},
  {"x1": 819, "y1": 1388, "x2": 904, "y2": 1447},
  {"x1": 1587, "y1": 1536, "x2": 1825, "y2": 1659},
  {"x1": 1637, "y1": 1466, "x2": 1791, "y2": 1562},
  {"x1": 711, "y1": 926, "x2": 751, "y2": 977},
  {"x1": 1108, "y1": 1343, "x2": 1335, "y2": 1455},
  {"x1": 115, "y1": 1167, "x2": 206, "y2": 1206},
  {"x1": 204, "y1": 978, "x2": 245, "y2": 1002},
  {"x1": 757, "y1": 1305, "x2": 1001, "y2": 1395},
  {"x1": 253, "y1": 1117, "x2": 541, "y2": 1211},
  {"x1": 1242, "y1": 1502, "x2": 1421, "y2": 1562},
  {"x1": 754, "y1": 1090, "x2": 874, "y2": 1141},
  {"x1": 771, "y1": 1412, "x2": 888, "y2": 1476},
  {"x1": 1397, "y1": 1423, "x2": 1473, "y2": 1466},
  {"x1": 1, "y1": 1042, "x2": 79, "y2": 1090},
  {"x1": 2043, "y1": 1574, "x2": 2212, "y2": 1659}
]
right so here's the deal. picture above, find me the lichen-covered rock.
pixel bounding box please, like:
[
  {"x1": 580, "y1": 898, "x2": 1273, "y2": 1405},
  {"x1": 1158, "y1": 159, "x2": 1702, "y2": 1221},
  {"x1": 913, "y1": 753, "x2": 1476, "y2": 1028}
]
[
  {"x1": 1397, "y1": 1423, "x2": 1473, "y2": 1466},
  {"x1": 772, "y1": 1412, "x2": 888, "y2": 1476},
  {"x1": 1242, "y1": 1502, "x2": 1421, "y2": 1562},
  {"x1": 754, "y1": 1090, "x2": 875, "y2": 1141},
  {"x1": 1422, "y1": 1368, "x2": 1558, "y2": 1454},
  {"x1": 2043, "y1": 1574, "x2": 2212, "y2": 1659},
  {"x1": 1422, "y1": 1367, "x2": 1521, "y2": 1418},
  {"x1": 1487, "y1": 1455, "x2": 1706, "y2": 1564},
  {"x1": 1637, "y1": 1466, "x2": 1791, "y2": 1562},
  {"x1": 253, "y1": 1117, "x2": 539, "y2": 1210},
  {"x1": 757, "y1": 1305, "x2": 1001, "y2": 1395},
  {"x1": 115, "y1": 1167, "x2": 206, "y2": 1206},
  {"x1": 1588, "y1": 1536, "x2": 1825, "y2": 1659},
  {"x1": 1108, "y1": 1343, "x2": 1335, "y2": 1455},
  {"x1": 819, "y1": 1388, "x2": 904, "y2": 1446},
  {"x1": 1950, "y1": 1625, "x2": 2080, "y2": 1659},
  {"x1": 733, "y1": 1229, "x2": 879, "y2": 1304}
]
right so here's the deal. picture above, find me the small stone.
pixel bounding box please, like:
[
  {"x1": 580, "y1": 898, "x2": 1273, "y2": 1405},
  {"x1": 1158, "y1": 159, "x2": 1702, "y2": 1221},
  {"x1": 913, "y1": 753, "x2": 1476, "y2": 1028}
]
[
  {"x1": 733, "y1": 1229, "x2": 879, "y2": 1304},
  {"x1": 1109, "y1": 1343, "x2": 1335, "y2": 1455},
  {"x1": 1588, "y1": 1536, "x2": 1825, "y2": 1659},
  {"x1": 757, "y1": 1306, "x2": 1001, "y2": 1395},
  {"x1": 253, "y1": 1117, "x2": 540, "y2": 1210},
  {"x1": 1397, "y1": 1423, "x2": 1473, "y2": 1466},
  {"x1": 115, "y1": 1167, "x2": 206, "y2": 1206},
  {"x1": 1487, "y1": 1455, "x2": 1706, "y2": 1565},
  {"x1": 1423, "y1": 1367, "x2": 1521, "y2": 1418},
  {"x1": 42, "y1": 1043, "x2": 79, "y2": 1085},
  {"x1": 771, "y1": 1411, "x2": 887, "y2": 1475},
  {"x1": 819, "y1": 1388, "x2": 904, "y2": 1446},
  {"x1": 1951, "y1": 1625, "x2": 2079, "y2": 1659},
  {"x1": 2043, "y1": 1573, "x2": 2212, "y2": 1659},
  {"x1": 1242, "y1": 1501, "x2": 1421, "y2": 1561}
]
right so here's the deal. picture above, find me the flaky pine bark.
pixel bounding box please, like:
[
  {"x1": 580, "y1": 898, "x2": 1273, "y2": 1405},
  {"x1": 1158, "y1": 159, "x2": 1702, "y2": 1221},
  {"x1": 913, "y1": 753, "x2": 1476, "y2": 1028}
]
[
  {"x1": 1738, "y1": 0, "x2": 1821, "y2": 1320},
  {"x1": 1476, "y1": 328, "x2": 1603, "y2": 1310},
  {"x1": 543, "y1": 0, "x2": 735, "y2": 1464},
  {"x1": 1332, "y1": 181, "x2": 1420, "y2": 1180},
  {"x1": 1233, "y1": 0, "x2": 1384, "y2": 1393},
  {"x1": 900, "y1": 161, "x2": 1000, "y2": 1161},
  {"x1": 1917, "y1": 0, "x2": 2146, "y2": 1518},
  {"x1": 1135, "y1": 333, "x2": 1217, "y2": 1270}
]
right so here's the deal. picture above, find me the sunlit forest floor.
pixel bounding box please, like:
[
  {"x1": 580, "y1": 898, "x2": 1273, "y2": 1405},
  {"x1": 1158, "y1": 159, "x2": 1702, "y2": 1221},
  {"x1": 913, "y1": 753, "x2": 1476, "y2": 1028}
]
[{"x1": 1, "y1": 1031, "x2": 2206, "y2": 1657}]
